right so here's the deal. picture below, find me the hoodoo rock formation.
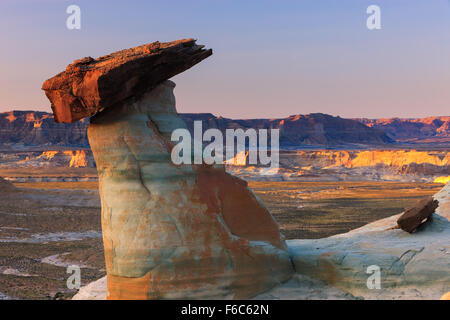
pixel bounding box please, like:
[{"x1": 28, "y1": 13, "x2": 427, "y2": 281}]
[{"x1": 42, "y1": 40, "x2": 293, "y2": 299}]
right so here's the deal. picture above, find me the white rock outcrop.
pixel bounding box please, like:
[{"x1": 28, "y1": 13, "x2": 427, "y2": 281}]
[{"x1": 288, "y1": 182, "x2": 450, "y2": 299}]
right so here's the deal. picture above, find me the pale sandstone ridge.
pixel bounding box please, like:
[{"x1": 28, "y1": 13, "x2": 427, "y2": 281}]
[
  {"x1": 43, "y1": 41, "x2": 293, "y2": 299},
  {"x1": 287, "y1": 182, "x2": 450, "y2": 300},
  {"x1": 42, "y1": 39, "x2": 212, "y2": 123}
]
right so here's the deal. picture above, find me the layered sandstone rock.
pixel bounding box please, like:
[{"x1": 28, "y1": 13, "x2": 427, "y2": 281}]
[
  {"x1": 42, "y1": 39, "x2": 212, "y2": 123},
  {"x1": 87, "y1": 80, "x2": 293, "y2": 299}
]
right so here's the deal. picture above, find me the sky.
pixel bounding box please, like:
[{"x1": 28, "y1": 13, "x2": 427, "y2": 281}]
[{"x1": 0, "y1": 0, "x2": 449, "y2": 119}]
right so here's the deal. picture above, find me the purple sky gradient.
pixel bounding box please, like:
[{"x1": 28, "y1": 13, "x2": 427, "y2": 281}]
[{"x1": 1, "y1": 0, "x2": 449, "y2": 119}]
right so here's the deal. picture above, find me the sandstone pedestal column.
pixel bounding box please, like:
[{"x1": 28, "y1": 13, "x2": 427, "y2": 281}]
[
  {"x1": 88, "y1": 81, "x2": 293, "y2": 299},
  {"x1": 42, "y1": 40, "x2": 294, "y2": 299}
]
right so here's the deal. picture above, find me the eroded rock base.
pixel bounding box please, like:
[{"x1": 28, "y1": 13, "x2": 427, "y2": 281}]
[{"x1": 87, "y1": 81, "x2": 293, "y2": 299}]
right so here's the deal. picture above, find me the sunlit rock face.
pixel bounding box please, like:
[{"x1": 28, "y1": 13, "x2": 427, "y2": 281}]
[
  {"x1": 226, "y1": 149, "x2": 449, "y2": 183},
  {"x1": 0, "y1": 111, "x2": 89, "y2": 148},
  {"x1": 35, "y1": 150, "x2": 91, "y2": 167},
  {"x1": 0, "y1": 150, "x2": 94, "y2": 169},
  {"x1": 87, "y1": 81, "x2": 293, "y2": 299}
]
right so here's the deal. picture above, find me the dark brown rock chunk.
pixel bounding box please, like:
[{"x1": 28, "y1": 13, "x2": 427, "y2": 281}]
[
  {"x1": 397, "y1": 196, "x2": 439, "y2": 233},
  {"x1": 42, "y1": 39, "x2": 212, "y2": 123}
]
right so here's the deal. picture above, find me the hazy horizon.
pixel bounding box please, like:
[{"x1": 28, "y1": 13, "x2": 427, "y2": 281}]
[{"x1": 1, "y1": 0, "x2": 450, "y2": 119}]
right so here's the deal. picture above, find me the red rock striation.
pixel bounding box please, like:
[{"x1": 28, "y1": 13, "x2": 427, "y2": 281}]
[{"x1": 42, "y1": 39, "x2": 212, "y2": 123}]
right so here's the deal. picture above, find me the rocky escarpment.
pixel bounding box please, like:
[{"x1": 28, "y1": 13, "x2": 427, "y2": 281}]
[
  {"x1": 0, "y1": 114, "x2": 447, "y2": 181},
  {"x1": 2, "y1": 111, "x2": 450, "y2": 149},
  {"x1": 357, "y1": 117, "x2": 450, "y2": 144},
  {"x1": 0, "y1": 111, "x2": 391, "y2": 149},
  {"x1": 226, "y1": 149, "x2": 450, "y2": 182},
  {"x1": 0, "y1": 150, "x2": 94, "y2": 168},
  {"x1": 42, "y1": 40, "x2": 294, "y2": 300},
  {"x1": 0, "y1": 111, "x2": 89, "y2": 148},
  {"x1": 182, "y1": 113, "x2": 393, "y2": 146}
]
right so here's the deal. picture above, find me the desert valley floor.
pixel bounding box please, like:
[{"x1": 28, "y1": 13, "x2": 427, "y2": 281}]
[{"x1": 0, "y1": 178, "x2": 444, "y2": 299}]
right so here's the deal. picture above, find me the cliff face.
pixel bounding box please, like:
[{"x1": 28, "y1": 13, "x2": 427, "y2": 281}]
[
  {"x1": 182, "y1": 113, "x2": 393, "y2": 146},
  {"x1": 291, "y1": 150, "x2": 450, "y2": 169},
  {"x1": 357, "y1": 117, "x2": 450, "y2": 143},
  {"x1": 0, "y1": 149, "x2": 95, "y2": 169},
  {"x1": 0, "y1": 111, "x2": 89, "y2": 148},
  {"x1": 226, "y1": 150, "x2": 450, "y2": 182},
  {"x1": 2, "y1": 111, "x2": 450, "y2": 148}
]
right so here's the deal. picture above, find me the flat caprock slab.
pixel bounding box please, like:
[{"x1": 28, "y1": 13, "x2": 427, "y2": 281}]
[{"x1": 42, "y1": 39, "x2": 212, "y2": 123}]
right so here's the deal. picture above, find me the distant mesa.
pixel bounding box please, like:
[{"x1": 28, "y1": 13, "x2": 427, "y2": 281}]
[
  {"x1": 357, "y1": 116, "x2": 450, "y2": 144},
  {"x1": 1, "y1": 111, "x2": 449, "y2": 148},
  {"x1": 182, "y1": 112, "x2": 393, "y2": 146},
  {"x1": 0, "y1": 111, "x2": 89, "y2": 148}
]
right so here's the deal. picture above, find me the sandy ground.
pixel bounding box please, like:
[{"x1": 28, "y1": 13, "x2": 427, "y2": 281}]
[{"x1": 0, "y1": 185, "x2": 104, "y2": 299}]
